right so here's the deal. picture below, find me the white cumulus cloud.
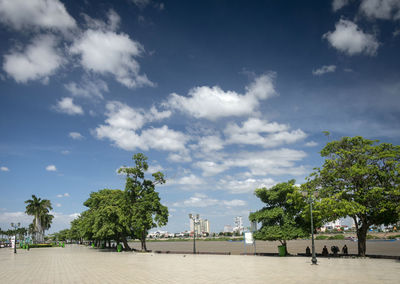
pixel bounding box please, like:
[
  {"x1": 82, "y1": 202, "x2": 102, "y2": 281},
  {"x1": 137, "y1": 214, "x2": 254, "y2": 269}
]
[
  {"x1": 323, "y1": 19, "x2": 379, "y2": 56},
  {"x1": 360, "y1": 0, "x2": 400, "y2": 20},
  {"x1": 54, "y1": 97, "x2": 84, "y2": 115},
  {"x1": 218, "y1": 177, "x2": 277, "y2": 194},
  {"x1": 70, "y1": 29, "x2": 153, "y2": 88},
  {"x1": 332, "y1": 0, "x2": 351, "y2": 11},
  {"x1": 312, "y1": 65, "x2": 337, "y2": 76},
  {"x1": 168, "y1": 174, "x2": 205, "y2": 187},
  {"x1": 224, "y1": 118, "x2": 306, "y2": 148},
  {"x1": 1, "y1": 166, "x2": 9, "y2": 172},
  {"x1": 305, "y1": 141, "x2": 318, "y2": 147},
  {"x1": 3, "y1": 35, "x2": 64, "y2": 83},
  {"x1": 46, "y1": 164, "x2": 57, "y2": 171},
  {"x1": 94, "y1": 101, "x2": 186, "y2": 152},
  {"x1": 0, "y1": 0, "x2": 76, "y2": 31},
  {"x1": 196, "y1": 148, "x2": 307, "y2": 177},
  {"x1": 69, "y1": 132, "x2": 84, "y2": 140},
  {"x1": 165, "y1": 74, "x2": 276, "y2": 120}
]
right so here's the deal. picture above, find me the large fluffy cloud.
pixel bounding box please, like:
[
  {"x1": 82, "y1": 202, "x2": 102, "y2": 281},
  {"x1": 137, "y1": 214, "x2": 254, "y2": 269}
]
[
  {"x1": 323, "y1": 19, "x2": 379, "y2": 56},
  {"x1": 360, "y1": 0, "x2": 400, "y2": 20},
  {"x1": 94, "y1": 101, "x2": 187, "y2": 152},
  {"x1": 165, "y1": 74, "x2": 276, "y2": 120},
  {"x1": 224, "y1": 118, "x2": 306, "y2": 148},
  {"x1": 3, "y1": 35, "x2": 64, "y2": 83},
  {"x1": 70, "y1": 29, "x2": 153, "y2": 88},
  {"x1": 196, "y1": 148, "x2": 307, "y2": 177},
  {"x1": 0, "y1": 0, "x2": 76, "y2": 31}
]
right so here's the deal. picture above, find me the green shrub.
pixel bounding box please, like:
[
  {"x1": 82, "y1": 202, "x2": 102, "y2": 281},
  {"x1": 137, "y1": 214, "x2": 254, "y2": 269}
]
[
  {"x1": 27, "y1": 244, "x2": 55, "y2": 248},
  {"x1": 366, "y1": 235, "x2": 381, "y2": 239},
  {"x1": 315, "y1": 235, "x2": 329, "y2": 240},
  {"x1": 328, "y1": 234, "x2": 345, "y2": 240},
  {"x1": 387, "y1": 235, "x2": 400, "y2": 239}
]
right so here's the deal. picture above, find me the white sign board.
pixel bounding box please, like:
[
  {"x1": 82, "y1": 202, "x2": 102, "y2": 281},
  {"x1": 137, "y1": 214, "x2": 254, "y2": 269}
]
[
  {"x1": 11, "y1": 236, "x2": 15, "y2": 249},
  {"x1": 244, "y1": 232, "x2": 254, "y2": 245}
]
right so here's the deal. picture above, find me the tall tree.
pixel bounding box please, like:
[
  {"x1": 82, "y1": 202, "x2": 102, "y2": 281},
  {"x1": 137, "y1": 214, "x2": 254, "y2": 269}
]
[
  {"x1": 119, "y1": 153, "x2": 169, "y2": 251},
  {"x1": 25, "y1": 195, "x2": 53, "y2": 243},
  {"x1": 307, "y1": 136, "x2": 400, "y2": 256},
  {"x1": 82, "y1": 189, "x2": 132, "y2": 249},
  {"x1": 249, "y1": 180, "x2": 309, "y2": 254}
]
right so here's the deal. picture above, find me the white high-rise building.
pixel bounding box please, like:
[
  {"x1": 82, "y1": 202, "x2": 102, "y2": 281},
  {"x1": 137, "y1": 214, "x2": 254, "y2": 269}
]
[
  {"x1": 233, "y1": 216, "x2": 244, "y2": 234},
  {"x1": 189, "y1": 215, "x2": 210, "y2": 235}
]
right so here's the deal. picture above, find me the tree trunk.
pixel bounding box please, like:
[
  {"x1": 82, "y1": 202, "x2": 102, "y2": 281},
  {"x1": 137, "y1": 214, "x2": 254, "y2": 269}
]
[
  {"x1": 141, "y1": 231, "x2": 147, "y2": 251},
  {"x1": 357, "y1": 225, "x2": 368, "y2": 257},
  {"x1": 121, "y1": 236, "x2": 131, "y2": 251},
  {"x1": 283, "y1": 240, "x2": 288, "y2": 255}
]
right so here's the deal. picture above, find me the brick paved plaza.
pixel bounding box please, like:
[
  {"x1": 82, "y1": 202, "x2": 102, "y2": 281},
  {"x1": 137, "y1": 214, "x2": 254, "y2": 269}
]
[{"x1": 0, "y1": 245, "x2": 398, "y2": 283}]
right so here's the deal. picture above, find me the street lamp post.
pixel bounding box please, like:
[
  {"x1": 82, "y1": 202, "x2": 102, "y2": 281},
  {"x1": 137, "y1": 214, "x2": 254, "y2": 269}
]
[
  {"x1": 10, "y1": 222, "x2": 20, "y2": 254},
  {"x1": 189, "y1": 214, "x2": 200, "y2": 254},
  {"x1": 302, "y1": 192, "x2": 317, "y2": 265}
]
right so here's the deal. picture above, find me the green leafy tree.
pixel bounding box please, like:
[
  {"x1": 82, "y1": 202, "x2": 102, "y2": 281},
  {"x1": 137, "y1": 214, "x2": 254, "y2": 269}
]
[
  {"x1": 249, "y1": 180, "x2": 309, "y2": 254},
  {"x1": 83, "y1": 189, "x2": 132, "y2": 249},
  {"x1": 119, "y1": 153, "x2": 169, "y2": 251},
  {"x1": 25, "y1": 195, "x2": 53, "y2": 243},
  {"x1": 307, "y1": 136, "x2": 400, "y2": 256}
]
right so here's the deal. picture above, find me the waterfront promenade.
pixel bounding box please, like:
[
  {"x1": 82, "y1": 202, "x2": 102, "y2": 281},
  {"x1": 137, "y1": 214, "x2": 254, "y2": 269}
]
[
  {"x1": 130, "y1": 239, "x2": 400, "y2": 256},
  {"x1": 0, "y1": 245, "x2": 398, "y2": 283}
]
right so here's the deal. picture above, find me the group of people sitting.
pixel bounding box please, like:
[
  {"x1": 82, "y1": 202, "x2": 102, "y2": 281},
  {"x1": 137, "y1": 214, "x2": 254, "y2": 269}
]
[{"x1": 305, "y1": 244, "x2": 348, "y2": 256}]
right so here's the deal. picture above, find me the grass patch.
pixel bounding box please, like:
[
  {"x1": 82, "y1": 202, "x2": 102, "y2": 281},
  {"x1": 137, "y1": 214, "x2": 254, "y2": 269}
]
[
  {"x1": 328, "y1": 234, "x2": 345, "y2": 240},
  {"x1": 387, "y1": 235, "x2": 400, "y2": 239},
  {"x1": 366, "y1": 235, "x2": 381, "y2": 240},
  {"x1": 315, "y1": 235, "x2": 329, "y2": 240}
]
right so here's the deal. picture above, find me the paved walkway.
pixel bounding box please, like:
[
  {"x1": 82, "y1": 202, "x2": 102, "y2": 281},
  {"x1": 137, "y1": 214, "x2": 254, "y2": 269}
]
[{"x1": 0, "y1": 245, "x2": 398, "y2": 283}]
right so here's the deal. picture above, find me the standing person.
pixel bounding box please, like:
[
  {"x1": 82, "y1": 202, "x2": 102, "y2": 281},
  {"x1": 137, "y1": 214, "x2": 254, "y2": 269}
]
[
  {"x1": 305, "y1": 246, "x2": 311, "y2": 256},
  {"x1": 322, "y1": 245, "x2": 329, "y2": 256},
  {"x1": 342, "y1": 244, "x2": 348, "y2": 255}
]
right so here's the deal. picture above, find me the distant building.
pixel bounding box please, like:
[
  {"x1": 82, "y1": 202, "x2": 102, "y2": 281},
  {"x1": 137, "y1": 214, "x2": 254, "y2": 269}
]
[
  {"x1": 200, "y1": 219, "x2": 210, "y2": 234},
  {"x1": 320, "y1": 219, "x2": 342, "y2": 232},
  {"x1": 233, "y1": 216, "x2": 244, "y2": 234},
  {"x1": 190, "y1": 215, "x2": 210, "y2": 235}
]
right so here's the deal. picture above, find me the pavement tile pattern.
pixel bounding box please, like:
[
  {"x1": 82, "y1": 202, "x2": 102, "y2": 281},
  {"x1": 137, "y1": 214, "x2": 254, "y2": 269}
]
[{"x1": 0, "y1": 245, "x2": 398, "y2": 283}]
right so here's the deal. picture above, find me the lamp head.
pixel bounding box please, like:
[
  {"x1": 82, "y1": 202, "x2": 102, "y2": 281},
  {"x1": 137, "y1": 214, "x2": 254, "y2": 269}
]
[{"x1": 189, "y1": 213, "x2": 192, "y2": 219}]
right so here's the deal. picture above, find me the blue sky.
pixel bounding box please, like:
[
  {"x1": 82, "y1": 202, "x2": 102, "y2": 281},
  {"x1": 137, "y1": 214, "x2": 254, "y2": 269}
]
[{"x1": 0, "y1": 0, "x2": 400, "y2": 234}]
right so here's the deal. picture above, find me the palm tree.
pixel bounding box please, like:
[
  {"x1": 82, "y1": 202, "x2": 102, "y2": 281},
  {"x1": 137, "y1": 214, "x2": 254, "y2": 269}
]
[{"x1": 25, "y1": 195, "x2": 53, "y2": 243}]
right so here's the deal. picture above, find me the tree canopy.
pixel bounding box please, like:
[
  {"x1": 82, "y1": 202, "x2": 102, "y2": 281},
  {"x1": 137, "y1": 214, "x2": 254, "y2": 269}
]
[
  {"x1": 307, "y1": 136, "x2": 400, "y2": 256},
  {"x1": 69, "y1": 153, "x2": 168, "y2": 251},
  {"x1": 249, "y1": 180, "x2": 309, "y2": 253}
]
